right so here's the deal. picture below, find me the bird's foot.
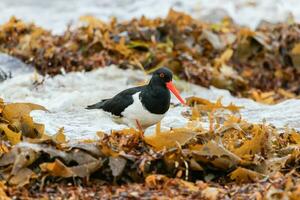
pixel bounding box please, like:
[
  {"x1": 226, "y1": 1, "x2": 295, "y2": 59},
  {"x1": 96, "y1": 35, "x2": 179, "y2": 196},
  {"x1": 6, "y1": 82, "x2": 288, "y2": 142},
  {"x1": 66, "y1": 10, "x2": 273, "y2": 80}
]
[{"x1": 155, "y1": 121, "x2": 161, "y2": 134}]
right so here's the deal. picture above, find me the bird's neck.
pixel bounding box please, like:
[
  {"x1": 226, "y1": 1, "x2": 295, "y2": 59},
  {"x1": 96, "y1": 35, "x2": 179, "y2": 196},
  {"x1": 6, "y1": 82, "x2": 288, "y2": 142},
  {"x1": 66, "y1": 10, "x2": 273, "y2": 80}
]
[
  {"x1": 146, "y1": 77, "x2": 169, "y2": 96},
  {"x1": 140, "y1": 80, "x2": 170, "y2": 114},
  {"x1": 145, "y1": 84, "x2": 168, "y2": 97}
]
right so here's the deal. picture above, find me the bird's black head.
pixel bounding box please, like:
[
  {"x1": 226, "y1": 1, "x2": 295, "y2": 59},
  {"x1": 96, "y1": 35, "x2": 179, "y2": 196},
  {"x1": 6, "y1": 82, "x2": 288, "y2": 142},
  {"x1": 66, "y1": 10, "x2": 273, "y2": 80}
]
[
  {"x1": 150, "y1": 67, "x2": 173, "y2": 86},
  {"x1": 147, "y1": 67, "x2": 186, "y2": 105}
]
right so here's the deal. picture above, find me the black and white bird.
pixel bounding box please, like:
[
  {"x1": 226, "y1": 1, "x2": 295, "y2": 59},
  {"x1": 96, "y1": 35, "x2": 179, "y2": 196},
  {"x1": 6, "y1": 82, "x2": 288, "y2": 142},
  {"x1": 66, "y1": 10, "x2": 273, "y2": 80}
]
[{"x1": 86, "y1": 67, "x2": 185, "y2": 129}]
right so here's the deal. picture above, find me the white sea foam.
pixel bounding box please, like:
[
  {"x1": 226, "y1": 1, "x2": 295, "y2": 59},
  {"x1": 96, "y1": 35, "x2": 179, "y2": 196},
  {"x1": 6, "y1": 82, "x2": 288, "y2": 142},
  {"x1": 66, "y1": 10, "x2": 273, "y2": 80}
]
[{"x1": 1, "y1": 64, "x2": 300, "y2": 140}]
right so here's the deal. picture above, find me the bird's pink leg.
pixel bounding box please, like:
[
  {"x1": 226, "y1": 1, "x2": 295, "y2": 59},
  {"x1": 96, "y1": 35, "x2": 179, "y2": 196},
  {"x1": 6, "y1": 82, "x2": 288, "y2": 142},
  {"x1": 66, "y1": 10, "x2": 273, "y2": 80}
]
[{"x1": 135, "y1": 119, "x2": 144, "y2": 137}]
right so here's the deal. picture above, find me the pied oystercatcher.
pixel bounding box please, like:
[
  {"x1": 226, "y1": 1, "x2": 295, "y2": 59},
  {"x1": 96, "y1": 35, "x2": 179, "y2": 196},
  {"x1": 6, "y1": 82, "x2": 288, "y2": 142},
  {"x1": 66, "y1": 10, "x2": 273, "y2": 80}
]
[{"x1": 86, "y1": 67, "x2": 185, "y2": 129}]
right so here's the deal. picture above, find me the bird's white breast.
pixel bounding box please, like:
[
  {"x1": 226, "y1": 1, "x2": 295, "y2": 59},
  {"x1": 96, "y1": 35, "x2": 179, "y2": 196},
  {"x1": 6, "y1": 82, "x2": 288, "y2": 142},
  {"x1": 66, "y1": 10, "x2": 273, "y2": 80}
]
[{"x1": 121, "y1": 92, "x2": 165, "y2": 128}]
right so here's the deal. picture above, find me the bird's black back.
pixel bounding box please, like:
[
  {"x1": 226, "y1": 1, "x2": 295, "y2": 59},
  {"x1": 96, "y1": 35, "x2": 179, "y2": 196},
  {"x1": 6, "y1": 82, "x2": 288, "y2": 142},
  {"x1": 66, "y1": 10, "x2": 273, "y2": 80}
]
[{"x1": 86, "y1": 86, "x2": 144, "y2": 116}]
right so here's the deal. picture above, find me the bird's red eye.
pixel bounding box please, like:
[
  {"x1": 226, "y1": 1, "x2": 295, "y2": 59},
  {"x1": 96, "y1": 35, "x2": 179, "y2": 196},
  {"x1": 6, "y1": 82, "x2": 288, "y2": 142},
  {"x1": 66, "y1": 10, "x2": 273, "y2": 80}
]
[{"x1": 160, "y1": 73, "x2": 165, "y2": 78}]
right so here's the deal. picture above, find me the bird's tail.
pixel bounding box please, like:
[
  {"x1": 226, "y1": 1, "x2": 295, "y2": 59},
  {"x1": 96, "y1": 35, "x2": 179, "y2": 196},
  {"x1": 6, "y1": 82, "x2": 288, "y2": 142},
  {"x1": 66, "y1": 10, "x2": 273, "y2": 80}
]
[{"x1": 86, "y1": 99, "x2": 108, "y2": 109}]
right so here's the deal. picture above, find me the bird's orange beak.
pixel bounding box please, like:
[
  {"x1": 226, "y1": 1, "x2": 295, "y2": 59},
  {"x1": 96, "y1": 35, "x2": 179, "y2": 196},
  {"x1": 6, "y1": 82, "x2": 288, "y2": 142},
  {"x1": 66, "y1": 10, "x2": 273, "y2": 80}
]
[{"x1": 166, "y1": 81, "x2": 186, "y2": 105}]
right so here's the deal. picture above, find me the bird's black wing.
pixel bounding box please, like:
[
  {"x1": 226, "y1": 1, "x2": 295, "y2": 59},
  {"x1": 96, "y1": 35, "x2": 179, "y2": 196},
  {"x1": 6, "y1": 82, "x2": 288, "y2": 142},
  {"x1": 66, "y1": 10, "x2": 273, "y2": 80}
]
[{"x1": 86, "y1": 86, "x2": 144, "y2": 116}]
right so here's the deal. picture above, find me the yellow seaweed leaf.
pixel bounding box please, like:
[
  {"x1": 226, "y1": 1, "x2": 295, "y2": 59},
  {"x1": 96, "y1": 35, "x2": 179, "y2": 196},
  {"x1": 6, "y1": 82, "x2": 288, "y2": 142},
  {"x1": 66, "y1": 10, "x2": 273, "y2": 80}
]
[
  {"x1": 186, "y1": 96, "x2": 212, "y2": 106},
  {"x1": 2, "y1": 103, "x2": 47, "y2": 122},
  {"x1": 0, "y1": 98, "x2": 4, "y2": 114},
  {"x1": 40, "y1": 159, "x2": 102, "y2": 178},
  {"x1": 191, "y1": 105, "x2": 201, "y2": 120},
  {"x1": 291, "y1": 43, "x2": 300, "y2": 68},
  {"x1": 230, "y1": 167, "x2": 264, "y2": 183},
  {"x1": 278, "y1": 89, "x2": 295, "y2": 99},
  {"x1": 40, "y1": 159, "x2": 73, "y2": 177},
  {"x1": 52, "y1": 128, "x2": 66, "y2": 143},
  {"x1": 79, "y1": 15, "x2": 108, "y2": 30},
  {"x1": 0, "y1": 124, "x2": 21, "y2": 145},
  {"x1": 257, "y1": 156, "x2": 290, "y2": 175},
  {"x1": 145, "y1": 174, "x2": 169, "y2": 188},
  {"x1": 0, "y1": 181, "x2": 9, "y2": 200},
  {"x1": 191, "y1": 140, "x2": 241, "y2": 170},
  {"x1": 0, "y1": 142, "x2": 9, "y2": 155},
  {"x1": 214, "y1": 48, "x2": 233, "y2": 67},
  {"x1": 145, "y1": 127, "x2": 199, "y2": 150},
  {"x1": 167, "y1": 9, "x2": 193, "y2": 28},
  {"x1": 12, "y1": 148, "x2": 39, "y2": 175},
  {"x1": 173, "y1": 179, "x2": 199, "y2": 192},
  {"x1": 186, "y1": 96, "x2": 243, "y2": 112},
  {"x1": 9, "y1": 168, "x2": 36, "y2": 187},
  {"x1": 115, "y1": 37, "x2": 131, "y2": 57},
  {"x1": 290, "y1": 184, "x2": 300, "y2": 200},
  {"x1": 20, "y1": 115, "x2": 45, "y2": 138},
  {"x1": 232, "y1": 124, "x2": 271, "y2": 158},
  {"x1": 249, "y1": 90, "x2": 275, "y2": 105},
  {"x1": 2, "y1": 103, "x2": 47, "y2": 138},
  {"x1": 291, "y1": 131, "x2": 300, "y2": 145}
]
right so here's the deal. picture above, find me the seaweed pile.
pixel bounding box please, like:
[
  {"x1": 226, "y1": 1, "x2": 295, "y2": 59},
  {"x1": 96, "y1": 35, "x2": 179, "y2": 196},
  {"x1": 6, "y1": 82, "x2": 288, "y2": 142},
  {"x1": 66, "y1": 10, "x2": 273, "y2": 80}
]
[
  {"x1": 1, "y1": 97, "x2": 300, "y2": 199},
  {"x1": 1, "y1": 10, "x2": 300, "y2": 103}
]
